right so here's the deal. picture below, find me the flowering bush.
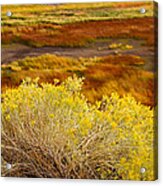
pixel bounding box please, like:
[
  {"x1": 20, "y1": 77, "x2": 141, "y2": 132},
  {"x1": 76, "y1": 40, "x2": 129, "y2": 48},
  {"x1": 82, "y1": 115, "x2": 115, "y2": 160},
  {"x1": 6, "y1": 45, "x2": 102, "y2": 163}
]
[{"x1": 1, "y1": 76, "x2": 156, "y2": 180}]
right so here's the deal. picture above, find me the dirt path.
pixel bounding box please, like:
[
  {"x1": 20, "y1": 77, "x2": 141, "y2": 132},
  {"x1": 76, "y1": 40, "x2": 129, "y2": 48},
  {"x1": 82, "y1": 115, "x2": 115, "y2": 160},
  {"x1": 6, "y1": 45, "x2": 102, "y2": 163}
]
[{"x1": 2, "y1": 38, "x2": 154, "y2": 71}]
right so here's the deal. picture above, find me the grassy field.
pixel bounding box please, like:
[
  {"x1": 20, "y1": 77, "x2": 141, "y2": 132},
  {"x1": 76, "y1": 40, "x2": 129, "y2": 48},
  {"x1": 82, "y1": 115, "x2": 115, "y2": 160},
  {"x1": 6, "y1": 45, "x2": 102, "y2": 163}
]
[
  {"x1": 1, "y1": 1, "x2": 158, "y2": 180},
  {"x1": 2, "y1": 54, "x2": 154, "y2": 106},
  {"x1": 2, "y1": 2, "x2": 156, "y2": 47},
  {"x1": 2, "y1": 2, "x2": 154, "y2": 25}
]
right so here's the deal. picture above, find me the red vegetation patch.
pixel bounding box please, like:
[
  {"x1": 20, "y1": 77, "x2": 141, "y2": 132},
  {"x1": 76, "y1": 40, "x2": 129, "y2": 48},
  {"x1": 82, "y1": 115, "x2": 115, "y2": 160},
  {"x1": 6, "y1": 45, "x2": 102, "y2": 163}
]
[
  {"x1": 2, "y1": 18, "x2": 155, "y2": 47},
  {"x1": 2, "y1": 69, "x2": 69, "y2": 91},
  {"x1": 103, "y1": 55, "x2": 145, "y2": 66}
]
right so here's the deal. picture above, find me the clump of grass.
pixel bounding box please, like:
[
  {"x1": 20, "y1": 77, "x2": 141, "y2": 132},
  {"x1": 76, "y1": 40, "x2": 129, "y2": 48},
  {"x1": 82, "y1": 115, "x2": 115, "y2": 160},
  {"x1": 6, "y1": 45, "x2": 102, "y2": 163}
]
[
  {"x1": 2, "y1": 54, "x2": 99, "y2": 71},
  {"x1": 1, "y1": 76, "x2": 156, "y2": 180},
  {"x1": 108, "y1": 43, "x2": 133, "y2": 50},
  {"x1": 103, "y1": 55, "x2": 144, "y2": 66}
]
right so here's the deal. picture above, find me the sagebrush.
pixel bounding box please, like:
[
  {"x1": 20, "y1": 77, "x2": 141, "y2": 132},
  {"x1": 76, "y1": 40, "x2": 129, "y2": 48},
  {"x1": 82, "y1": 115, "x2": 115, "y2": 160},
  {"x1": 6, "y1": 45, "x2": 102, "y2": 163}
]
[{"x1": 1, "y1": 76, "x2": 155, "y2": 180}]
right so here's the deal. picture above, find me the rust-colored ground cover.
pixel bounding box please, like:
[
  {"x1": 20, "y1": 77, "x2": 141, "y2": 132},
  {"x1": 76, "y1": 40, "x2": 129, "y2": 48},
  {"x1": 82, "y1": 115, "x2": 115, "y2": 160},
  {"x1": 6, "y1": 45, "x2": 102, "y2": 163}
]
[
  {"x1": 2, "y1": 54, "x2": 155, "y2": 107},
  {"x1": 83, "y1": 63, "x2": 154, "y2": 107},
  {"x1": 2, "y1": 18, "x2": 155, "y2": 47}
]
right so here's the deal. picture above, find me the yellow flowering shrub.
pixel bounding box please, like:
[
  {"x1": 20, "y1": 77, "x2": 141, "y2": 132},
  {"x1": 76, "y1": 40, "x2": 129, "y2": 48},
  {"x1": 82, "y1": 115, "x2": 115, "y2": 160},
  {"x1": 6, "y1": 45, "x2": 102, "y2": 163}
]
[{"x1": 1, "y1": 76, "x2": 156, "y2": 180}]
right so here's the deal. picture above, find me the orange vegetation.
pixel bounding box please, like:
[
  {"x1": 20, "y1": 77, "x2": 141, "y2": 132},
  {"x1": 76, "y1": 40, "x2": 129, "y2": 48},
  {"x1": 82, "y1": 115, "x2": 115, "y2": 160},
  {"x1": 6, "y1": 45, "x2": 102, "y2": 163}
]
[
  {"x1": 2, "y1": 18, "x2": 155, "y2": 47},
  {"x1": 83, "y1": 63, "x2": 154, "y2": 107},
  {"x1": 2, "y1": 54, "x2": 154, "y2": 107}
]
